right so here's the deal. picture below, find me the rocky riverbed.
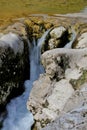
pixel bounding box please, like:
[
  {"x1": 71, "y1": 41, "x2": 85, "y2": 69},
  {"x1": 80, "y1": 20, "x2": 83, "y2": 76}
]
[{"x1": 0, "y1": 13, "x2": 87, "y2": 130}]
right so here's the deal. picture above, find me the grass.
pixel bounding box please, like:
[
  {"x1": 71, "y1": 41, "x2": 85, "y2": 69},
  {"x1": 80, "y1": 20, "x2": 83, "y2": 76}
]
[{"x1": 0, "y1": 0, "x2": 87, "y2": 26}]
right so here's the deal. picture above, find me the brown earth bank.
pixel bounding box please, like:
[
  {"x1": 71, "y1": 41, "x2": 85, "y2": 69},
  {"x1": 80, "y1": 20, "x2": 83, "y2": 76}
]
[{"x1": 0, "y1": 0, "x2": 87, "y2": 27}]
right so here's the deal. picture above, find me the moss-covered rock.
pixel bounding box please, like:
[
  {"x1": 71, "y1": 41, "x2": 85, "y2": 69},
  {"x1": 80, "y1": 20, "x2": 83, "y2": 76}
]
[{"x1": 24, "y1": 18, "x2": 53, "y2": 41}]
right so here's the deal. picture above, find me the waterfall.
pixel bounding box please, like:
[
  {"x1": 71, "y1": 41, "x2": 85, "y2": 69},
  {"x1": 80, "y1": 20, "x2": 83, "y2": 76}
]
[
  {"x1": 1, "y1": 30, "x2": 49, "y2": 130},
  {"x1": 64, "y1": 28, "x2": 77, "y2": 48}
]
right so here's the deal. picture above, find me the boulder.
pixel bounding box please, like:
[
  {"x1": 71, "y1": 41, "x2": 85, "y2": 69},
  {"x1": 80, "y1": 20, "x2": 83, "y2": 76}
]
[
  {"x1": 28, "y1": 48, "x2": 87, "y2": 129},
  {"x1": 0, "y1": 32, "x2": 29, "y2": 111},
  {"x1": 41, "y1": 26, "x2": 69, "y2": 52},
  {"x1": 73, "y1": 32, "x2": 87, "y2": 49},
  {"x1": 24, "y1": 19, "x2": 53, "y2": 40},
  {"x1": 49, "y1": 26, "x2": 69, "y2": 48},
  {"x1": 50, "y1": 26, "x2": 66, "y2": 39},
  {"x1": 4, "y1": 22, "x2": 27, "y2": 40},
  {"x1": 41, "y1": 83, "x2": 87, "y2": 130}
]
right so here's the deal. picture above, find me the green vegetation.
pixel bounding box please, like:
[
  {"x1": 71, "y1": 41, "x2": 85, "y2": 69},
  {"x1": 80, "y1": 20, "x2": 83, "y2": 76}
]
[{"x1": 0, "y1": 0, "x2": 87, "y2": 26}]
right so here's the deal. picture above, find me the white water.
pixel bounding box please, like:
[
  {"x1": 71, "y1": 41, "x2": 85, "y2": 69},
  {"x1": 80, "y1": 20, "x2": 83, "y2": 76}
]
[
  {"x1": 64, "y1": 28, "x2": 77, "y2": 48},
  {"x1": 1, "y1": 30, "x2": 50, "y2": 130}
]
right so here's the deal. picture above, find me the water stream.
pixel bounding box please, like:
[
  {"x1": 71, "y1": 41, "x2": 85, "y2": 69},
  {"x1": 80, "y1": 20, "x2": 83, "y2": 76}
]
[
  {"x1": 1, "y1": 30, "x2": 50, "y2": 130},
  {"x1": 64, "y1": 28, "x2": 77, "y2": 48}
]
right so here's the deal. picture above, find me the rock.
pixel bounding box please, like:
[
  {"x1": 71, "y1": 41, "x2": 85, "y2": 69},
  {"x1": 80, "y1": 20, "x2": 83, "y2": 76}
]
[
  {"x1": 44, "y1": 23, "x2": 53, "y2": 30},
  {"x1": 48, "y1": 38, "x2": 60, "y2": 50},
  {"x1": 63, "y1": 82, "x2": 87, "y2": 113},
  {"x1": 50, "y1": 26, "x2": 66, "y2": 39},
  {"x1": 28, "y1": 48, "x2": 87, "y2": 129},
  {"x1": 49, "y1": 26, "x2": 69, "y2": 49},
  {"x1": 27, "y1": 74, "x2": 52, "y2": 116},
  {"x1": 0, "y1": 32, "x2": 29, "y2": 110},
  {"x1": 4, "y1": 22, "x2": 27, "y2": 40},
  {"x1": 42, "y1": 79, "x2": 74, "y2": 119},
  {"x1": 73, "y1": 32, "x2": 87, "y2": 49},
  {"x1": 0, "y1": 33, "x2": 3, "y2": 38},
  {"x1": 41, "y1": 83, "x2": 87, "y2": 130},
  {"x1": 41, "y1": 26, "x2": 69, "y2": 52},
  {"x1": 24, "y1": 19, "x2": 53, "y2": 40},
  {"x1": 42, "y1": 105, "x2": 87, "y2": 130},
  {"x1": 28, "y1": 77, "x2": 74, "y2": 129}
]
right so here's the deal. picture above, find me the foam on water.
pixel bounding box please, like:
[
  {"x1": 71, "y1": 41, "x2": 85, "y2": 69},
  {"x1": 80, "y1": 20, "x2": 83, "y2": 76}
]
[{"x1": 1, "y1": 30, "x2": 49, "y2": 130}]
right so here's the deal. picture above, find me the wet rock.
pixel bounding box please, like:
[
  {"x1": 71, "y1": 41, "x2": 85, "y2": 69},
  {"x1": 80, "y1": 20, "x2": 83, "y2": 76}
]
[
  {"x1": 4, "y1": 22, "x2": 27, "y2": 40},
  {"x1": 41, "y1": 26, "x2": 69, "y2": 52},
  {"x1": 41, "y1": 83, "x2": 87, "y2": 130},
  {"x1": 73, "y1": 32, "x2": 87, "y2": 49},
  {"x1": 0, "y1": 32, "x2": 29, "y2": 110},
  {"x1": 50, "y1": 26, "x2": 66, "y2": 39},
  {"x1": 28, "y1": 48, "x2": 87, "y2": 129},
  {"x1": 48, "y1": 26, "x2": 69, "y2": 49}
]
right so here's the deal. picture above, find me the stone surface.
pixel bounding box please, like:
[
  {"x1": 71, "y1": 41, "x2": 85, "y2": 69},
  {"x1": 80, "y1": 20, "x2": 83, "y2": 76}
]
[
  {"x1": 26, "y1": 15, "x2": 87, "y2": 130},
  {"x1": 48, "y1": 26, "x2": 69, "y2": 49},
  {"x1": 0, "y1": 32, "x2": 29, "y2": 110},
  {"x1": 4, "y1": 22, "x2": 27, "y2": 40},
  {"x1": 41, "y1": 83, "x2": 87, "y2": 130},
  {"x1": 41, "y1": 26, "x2": 69, "y2": 53},
  {"x1": 73, "y1": 32, "x2": 87, "y2": 49},
  {"x1": 28, "y1": 48, "x2": 87, "y2": 129},
  {"x1": 50, "y1": 26, "x2": 66, "y2": 39}
]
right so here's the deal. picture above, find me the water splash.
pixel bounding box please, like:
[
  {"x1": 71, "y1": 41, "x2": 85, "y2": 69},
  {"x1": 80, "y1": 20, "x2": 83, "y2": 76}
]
[{"x1": 64, "y1": 28, "x2": 77, "y2": 48}]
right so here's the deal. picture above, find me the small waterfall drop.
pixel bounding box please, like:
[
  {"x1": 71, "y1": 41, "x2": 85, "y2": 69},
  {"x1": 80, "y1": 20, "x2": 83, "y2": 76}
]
[
  {"x1": 1, "y1": 30, "x2": 49, "y2": 130},
  {"x1": 64, "y1": 28, "x2": 77, "y2": 48}
]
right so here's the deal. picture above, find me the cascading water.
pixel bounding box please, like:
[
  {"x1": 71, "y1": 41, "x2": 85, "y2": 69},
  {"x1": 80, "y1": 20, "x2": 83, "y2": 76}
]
[
  {"x1": 1, "y1": 30, "x2": 50, "y2": 130},
  {"x1": 64, "y1": 28, "x2": 77, "y2": 48}
]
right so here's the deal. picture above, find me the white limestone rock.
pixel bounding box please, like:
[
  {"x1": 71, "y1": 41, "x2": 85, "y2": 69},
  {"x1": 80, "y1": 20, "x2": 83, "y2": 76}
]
[
  {"x1": 47, "y1": 79, "x2": 74, "y2": 111},
  {"x1": 28, "y1": 48, "x2": 87, "y2": 129},
  {"x1": 74, "y1": 32, "x2": 87, "y2": 49},
  {"x1": 50, "y1": 26, "x2": 66, "y2": 39},
  {"x1": 41, "y1": 83, "x2": 87, "y2": 130}
]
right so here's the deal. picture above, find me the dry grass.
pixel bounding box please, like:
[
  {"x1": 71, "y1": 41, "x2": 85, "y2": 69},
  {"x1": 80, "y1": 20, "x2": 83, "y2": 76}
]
[{"x1": 0, "y1": 0, "x2": 87, "y2": 26}]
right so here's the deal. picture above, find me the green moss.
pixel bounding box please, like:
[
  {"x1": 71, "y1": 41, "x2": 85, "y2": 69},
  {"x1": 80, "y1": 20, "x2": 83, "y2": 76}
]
[{"x1": 70, "y1": 70, "x2": 87, "y2": 90}]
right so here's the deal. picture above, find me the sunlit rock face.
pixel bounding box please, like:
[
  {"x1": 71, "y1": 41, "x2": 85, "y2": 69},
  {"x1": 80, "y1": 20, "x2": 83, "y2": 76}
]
[
  {"x1": 26, "y1": 15, "x2": 87, "y2": 130},
  {"x1": 41, "y1": 83, "x2": 87, "y2": 130},
  {"x1": 28, "y1": 48, "x2": 87, "y2": 129},
  {"x1": 73, "y1": 32, "x2": 87, "y2": 49},
  {"x1": 0, "y1": 32, "x2": 29, "y2": 110},
  {"x1": 49, "y1": 26, "x2": 69, "y2": 48},
  {"x1": 41, "y1": 26, "x2": 69, "y2": 53}
]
